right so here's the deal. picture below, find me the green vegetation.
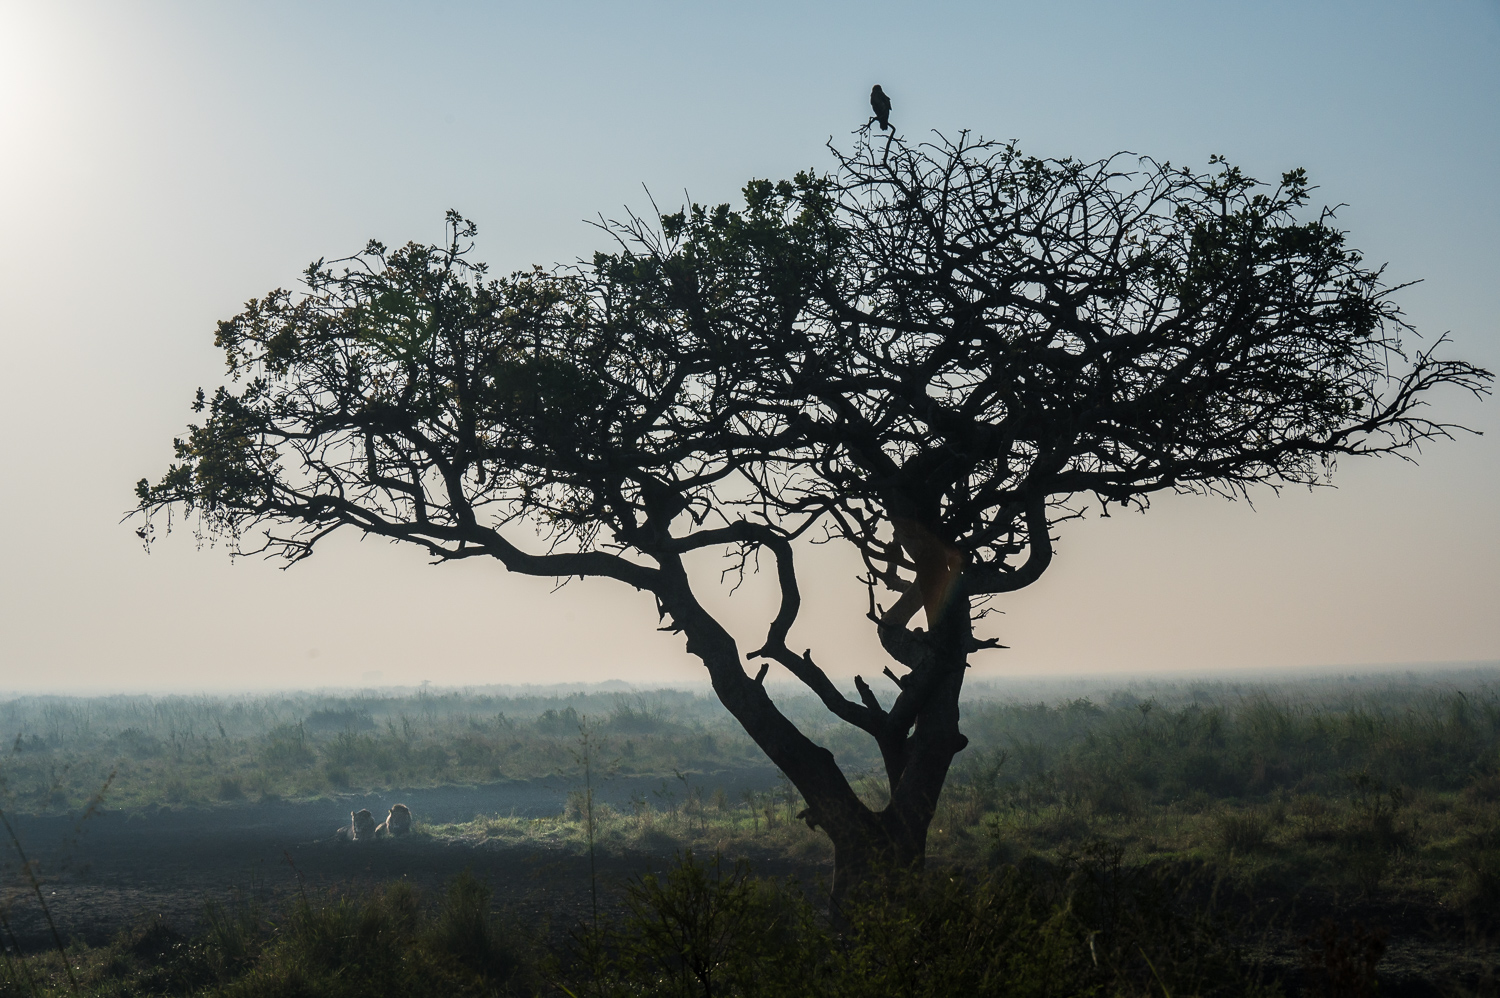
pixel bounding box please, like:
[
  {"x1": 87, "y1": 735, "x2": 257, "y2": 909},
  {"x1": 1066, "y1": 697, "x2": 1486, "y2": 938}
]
[
  {"x1": 2, "y1": 672, "x2": 1498, "y2": 993},
  {"x1": 0, "y1": 848, "x2": 1286, "y2": 997},
  {"x1": 413, "y1": 673, "x2": 1500, "y2": 913},
  {"x1": 0, "y1": 688, "x2": 772, "y2": 811},
  {"x1": 3, "y1": 673, "x2": 1500, "y2": 910},
  {"x1": 1, "y1": 872, "x2": 535, "y2": 997},
  {"x1": 567, "y1": 847, "x2": 1271, "y2": 998},
  {"x1": 942, "y1": 674, "x2": 1500, "y2": 909}
]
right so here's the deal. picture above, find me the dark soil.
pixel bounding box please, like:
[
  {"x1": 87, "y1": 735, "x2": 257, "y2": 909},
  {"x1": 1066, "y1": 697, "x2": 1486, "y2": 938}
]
[{"x1": 1, "y1": 767, "x2": 799, "y2": 951}]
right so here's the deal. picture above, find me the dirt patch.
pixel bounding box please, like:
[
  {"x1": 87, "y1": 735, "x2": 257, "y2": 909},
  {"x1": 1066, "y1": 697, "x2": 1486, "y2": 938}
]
[{"x1": 1, "y1": 768, "x2": 793, "y2": 950}]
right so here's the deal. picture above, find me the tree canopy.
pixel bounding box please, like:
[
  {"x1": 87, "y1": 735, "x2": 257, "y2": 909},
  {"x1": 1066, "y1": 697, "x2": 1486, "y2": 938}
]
[{"x1": 137, "y1": 131, "x2": 1491, "y2": 891}]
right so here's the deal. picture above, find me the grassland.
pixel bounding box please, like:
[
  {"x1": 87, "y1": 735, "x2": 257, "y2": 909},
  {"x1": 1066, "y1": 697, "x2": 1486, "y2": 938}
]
[
  {"x1": 2, "y1": 670, "x2": 1498, "y2": 994},
  {"x1": 409, "y1": 672, "x2": 1500, "y2": 913},
  {"x1": 0, "y1": 687, "x2": 784, "y2": 812}
]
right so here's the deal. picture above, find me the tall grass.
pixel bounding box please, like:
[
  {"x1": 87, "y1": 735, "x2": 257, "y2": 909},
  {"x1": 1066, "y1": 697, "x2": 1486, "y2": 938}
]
[
  {"x1": 0, "y1": 689, "x2": 777, "y2": 811},
  {"x1": 949, "y1": 680, "x2": 1500, "y2": 815},
  {"x1": 2, "y1": 675, "x2": 1496, "y2": 838},
  {"x1": 0, "y1": 855, "x2": 1275, "y2": 998},
  {"x1": 3, "y1": 675, "x2": 1498, "y2": 994},
  {"x1": 0, "y1": 875, "x2": 533, "y2": 997}
]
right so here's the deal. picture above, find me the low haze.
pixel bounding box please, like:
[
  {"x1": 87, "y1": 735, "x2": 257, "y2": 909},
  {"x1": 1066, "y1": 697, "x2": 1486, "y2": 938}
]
[{"x1": 1, "y1": 1, "x2": 1496, "y2": 692}]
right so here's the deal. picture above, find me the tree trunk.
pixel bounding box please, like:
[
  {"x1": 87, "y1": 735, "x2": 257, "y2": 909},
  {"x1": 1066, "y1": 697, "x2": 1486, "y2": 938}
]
[
  {"x1": 655, "y1": 560, "x2": 971, "y2": 903},
  {"x1": 823, "y1": 803, "x2": 929, "y2": 905}
]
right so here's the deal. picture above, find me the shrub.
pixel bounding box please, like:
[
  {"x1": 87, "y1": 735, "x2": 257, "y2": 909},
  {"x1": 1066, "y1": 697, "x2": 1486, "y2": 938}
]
[
  {"x1": 321, "y1": 729, "x2": 374, "y2": 767},
  {"x1": 425, "y1": 871, "x2": 526, "y2": 983},
  {"x1": 604, "y1": 850, "x2": 807, "y2": 998},
  {"x1": 304, "y1": 708, "x2": 375, "y2": 733},
  {"x1": 536, "y1": 706, "x2": 581, "y2": 735},
  {"x1": 832, "y1": 869, "x2": 1079, "y2": 998},
  {"x1": 1217, "y1": 809, "x2": 1270, "y2": 854},
  {"x1": 573, "y1": 847, "x2": 1265, "y2": 998},
  {"x1": 216, "y1": 877, "x2": 531, "y2": 998},
  {"x1": 259, "y1": 722, "x2": 313, "y2": 768},
  {"x1": 605, "y1": 703, "x2": 670, "y2": 735},
  {"x1": 112, "y1": 727, "x2": 163, "y2": 759},
  {"x1": 1463, "y1": 771, "x2": 1500, "y2": 804},
  {"x1": 1342, "y1": 773, "x2": 1413, "y2": 855}
]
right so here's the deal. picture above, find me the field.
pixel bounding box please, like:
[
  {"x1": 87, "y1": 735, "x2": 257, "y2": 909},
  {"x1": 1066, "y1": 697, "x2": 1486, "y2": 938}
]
[{"x1": 1, "y1": 670, "x2": 1497, "y2": 995}]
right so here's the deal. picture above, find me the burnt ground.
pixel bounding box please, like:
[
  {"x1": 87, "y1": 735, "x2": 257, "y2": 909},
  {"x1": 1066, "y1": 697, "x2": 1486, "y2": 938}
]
[
  {"x1": 2, "y1": 773, "x2": 1496, "y2": 995},
  {"x1": 1219, "y1": 884, "x2": 1498, "y2": 996},
  {"x1": 1, "y1": 767, "x2": 802, "y2": 950}
]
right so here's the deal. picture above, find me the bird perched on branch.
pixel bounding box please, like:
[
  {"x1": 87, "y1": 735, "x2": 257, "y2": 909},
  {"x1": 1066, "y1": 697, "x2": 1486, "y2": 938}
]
[{"x1": 870, "y1": 85, "x2": 892, "y2": 131}]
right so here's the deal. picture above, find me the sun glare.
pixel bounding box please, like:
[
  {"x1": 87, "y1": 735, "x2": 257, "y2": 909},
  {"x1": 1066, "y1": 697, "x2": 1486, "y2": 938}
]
[{"x1": 0, "y1": 5, "x2": 108, "y2": 210}]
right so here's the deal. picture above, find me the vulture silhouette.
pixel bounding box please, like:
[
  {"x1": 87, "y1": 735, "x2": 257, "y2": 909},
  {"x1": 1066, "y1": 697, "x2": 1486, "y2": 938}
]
[{"x1": 870, "y1": 84, "x2": 892, "y2": 131}]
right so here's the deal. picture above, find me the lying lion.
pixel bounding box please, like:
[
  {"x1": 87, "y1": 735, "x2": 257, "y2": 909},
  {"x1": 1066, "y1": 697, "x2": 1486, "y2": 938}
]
[
  {"x1": 376, "y1": 803, "x2": 411, "y2": 837},
  {"x1": 334, "y1": 804, "x2": 410, "y2": 841}
]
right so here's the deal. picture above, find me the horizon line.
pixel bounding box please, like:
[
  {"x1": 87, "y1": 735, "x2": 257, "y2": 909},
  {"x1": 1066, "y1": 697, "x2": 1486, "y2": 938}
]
[{"x1": 3, "y1": 659, "x2": 1497, "y2": 700}]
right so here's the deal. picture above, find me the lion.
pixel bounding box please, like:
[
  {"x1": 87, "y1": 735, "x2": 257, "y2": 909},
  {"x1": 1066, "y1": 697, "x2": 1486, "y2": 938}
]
[
  {"x1": 376, "y1": 803, "x2": 411, "y2": 838},
  {"x1": 335, "y1": 807, "x2": 378, "y2": 842}
]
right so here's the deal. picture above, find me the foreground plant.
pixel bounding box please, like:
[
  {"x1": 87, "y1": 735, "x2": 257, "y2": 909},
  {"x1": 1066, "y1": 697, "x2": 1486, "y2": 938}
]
[{"x1": 136, "y1": 125, "x2": 1491, "y2": 896}]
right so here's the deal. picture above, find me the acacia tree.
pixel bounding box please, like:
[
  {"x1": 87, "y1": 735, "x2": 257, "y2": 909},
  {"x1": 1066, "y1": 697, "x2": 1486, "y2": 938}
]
[{"x1": 136, "y1": 132, "x2": 1490, "y2": 894}]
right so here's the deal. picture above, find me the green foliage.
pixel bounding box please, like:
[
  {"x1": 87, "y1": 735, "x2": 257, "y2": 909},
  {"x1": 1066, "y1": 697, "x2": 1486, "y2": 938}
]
[
  {"x1": 7, "y1": 877, "x2": 534, "y2": 998},
  {"x1": 428, "y1": 872, "x2": 529, "y2": 983},
  {"x1": 955, "y1": 680, "x2": 1500, "y2": 812},
  {"x1": 6, "y1": 678, "x2": 1500, "y2": 997},
  {"x1": 6, "y1": 676, "x2": 1499, "y2": 914},
  {"x1": 601, "y1": 850, "x2": 813, "y2": 998},
  {"x1": 829, "y1": 869, "x2": 1079, "y2": 997},
  {"x1": 554, "y1": 848, "x2": 1269, "y2": 998},
  {"x1": 1216, "y1": 809, "x2": 1270, "y2": 855},
  {"x1": 0, "y1": 688, "x2": 772, "y2": 812},
  {"x1": 2, "y1": 856, "x2": 1268, "y2": 997}
]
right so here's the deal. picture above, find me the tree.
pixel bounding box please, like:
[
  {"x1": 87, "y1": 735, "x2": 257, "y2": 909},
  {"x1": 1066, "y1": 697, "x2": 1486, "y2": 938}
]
[{"x1": 136, "y1": 132, "x2": 1491, "y2": 896}]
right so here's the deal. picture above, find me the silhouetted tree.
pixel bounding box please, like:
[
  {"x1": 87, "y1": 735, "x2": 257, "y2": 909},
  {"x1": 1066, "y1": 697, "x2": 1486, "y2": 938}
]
[{"x1": 136, "y1": 132, "x2": 1490, "y2": 895}]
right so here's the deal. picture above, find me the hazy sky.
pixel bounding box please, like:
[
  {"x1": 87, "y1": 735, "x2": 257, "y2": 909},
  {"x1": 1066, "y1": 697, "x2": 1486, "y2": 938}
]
[{"x1": 1, "y1": 1, "x2": 1496, "y2": 693}]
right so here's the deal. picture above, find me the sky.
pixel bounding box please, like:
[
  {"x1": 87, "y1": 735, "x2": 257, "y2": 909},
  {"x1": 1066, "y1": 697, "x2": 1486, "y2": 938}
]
[{"x1": 0, "y1": 1, "x2": 1496, "y2": 693}]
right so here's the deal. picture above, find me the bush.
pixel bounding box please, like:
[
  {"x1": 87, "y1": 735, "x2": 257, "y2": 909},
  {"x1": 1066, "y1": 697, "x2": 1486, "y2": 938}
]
[
  {"x1": 566, "y1": 847, "x2": 1267, "y2": 998},
  {"x1": 206, "y1": 877, "x2": 532, "y2": 998},
  {"x1": 1463, "y1": 771, "x2": 1500, "y2": 804},
  {"x1": 259, "y1": 722, "x2": 314, "y2": 768},
  {"x1": 536, "y1": 706, "x2": 581, "y2": 735},
  {"x1": 426, "y1": 871, "x2": 527, "y2": 982},
  {"x1": 1217, "y1": 809, "x2": 1270, "y2": 854},
  {"x1": 591, "y1": 850, "x2": 812, "y2": 998},
  {"x1": 304, "y1": 708, "x2": 376, "y2": 733},
  {"x1": 831, "y1": 868, "x2": 1079, "y2": 998}
]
